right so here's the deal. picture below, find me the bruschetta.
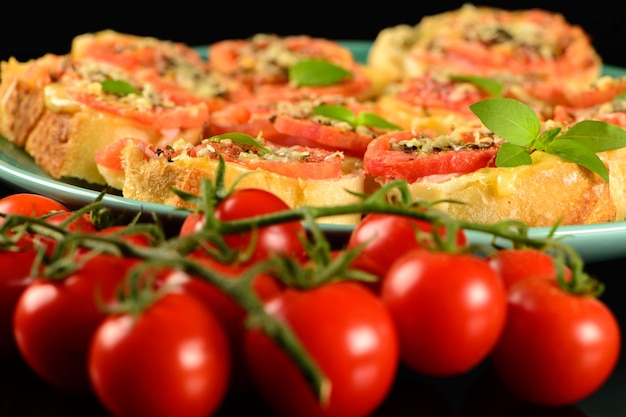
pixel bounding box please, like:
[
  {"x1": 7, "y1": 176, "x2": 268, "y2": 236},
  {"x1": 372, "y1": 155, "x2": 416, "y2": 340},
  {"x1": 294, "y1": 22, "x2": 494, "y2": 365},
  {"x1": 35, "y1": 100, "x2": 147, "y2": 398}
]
[
  {"x1": 95, "y1": 135, "x2": 366, "y2": 225},
  {"x1": 367, "y1": 4, "x2": 602, "y2": 93},
  {"x1": 363, "y1": 127, "x2": 626, "y2": 227}
]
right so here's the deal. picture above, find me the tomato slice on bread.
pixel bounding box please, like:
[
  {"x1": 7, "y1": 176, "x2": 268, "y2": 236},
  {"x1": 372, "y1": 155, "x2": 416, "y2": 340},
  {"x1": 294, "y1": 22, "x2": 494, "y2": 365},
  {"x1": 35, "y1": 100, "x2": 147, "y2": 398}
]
[{"x1": 364, "y1": 129, "x2": 500, "y2": 182}]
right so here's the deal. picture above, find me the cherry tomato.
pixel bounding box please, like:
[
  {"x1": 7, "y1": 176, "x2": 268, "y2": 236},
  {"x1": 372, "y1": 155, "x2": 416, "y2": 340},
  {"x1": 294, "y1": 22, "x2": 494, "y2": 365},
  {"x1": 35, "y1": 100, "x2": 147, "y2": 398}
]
[
  {"x1": 0, "y1": 236, "x2": 38, "y2": 357},
  {"x1": 44, "y1": 211, "x2": 98, "y2": 233},
  {"x1": 13, "y1": 254, "x2": 136, "y2": 391},
  {"x1": 381, "y1": 249, "x2": 507, "y2": 376},
  {"x1": 347, "y1": 213, "x2": 467, "y2": 291},
  {"x1": 487, "y1": 248, "x2": 572, "y2": 288},
  {"x1": 88, "y1": 290, "x2": 231, "y2": 417},
  {"x1": 180, "y1": 188, "x2": 307, "y2": 264},
  {"x1": 490, "y1": 276, "x2": 621, "y2": 406},
  {"x1": 244, "y1": 281, "x2": 399, "y2": 417},
  {"x1": 158, "y1": 255, "x2": 283, "y2": 392},
  {"x1": 0, "y1": 193, "x2": 69, "y2": 225},
  {"x1": 96, "y1": 224, "x2": 159, "y2": 247}
]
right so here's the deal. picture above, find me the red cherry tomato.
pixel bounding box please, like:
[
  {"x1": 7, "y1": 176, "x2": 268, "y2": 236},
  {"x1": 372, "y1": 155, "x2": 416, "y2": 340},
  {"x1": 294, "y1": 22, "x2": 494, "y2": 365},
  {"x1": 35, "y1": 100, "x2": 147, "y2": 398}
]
[
  {"x1": 0, "y1": 193, "x2": 68, "y2": 225},
  {"x1": 487, "y1": 248, "x2": 572, "y2": 288},
  {"x1": 158, "y1": 255, "x2": 283, "y2": 391},
  {"x1": 13, "y1": 254, "x2": 136, "y2": 391},
  {"x1": 88, "y1": 290, "x2": 231, "y2": 417},
  {"x1": 381, "y1": 249, "x2": 507, "y2": 376},
  {"x1": 347, "y1": 213, "x2": 467, "y2": 291},
  {"x1": 491, "y1": 276, "x2": 621, "y2": 406},
  {"x1": 43, "y1": 211, "x2": 98, "y2": 233},
  {"x1": 180, "y1": 188, "x2": 307, "y2": 264},
  {"x1": 244, "y1": 281, "x2": 399, "y2": 417},
  {"x1": 0, "y1": 236, "x2": 38, "y2": 357}
]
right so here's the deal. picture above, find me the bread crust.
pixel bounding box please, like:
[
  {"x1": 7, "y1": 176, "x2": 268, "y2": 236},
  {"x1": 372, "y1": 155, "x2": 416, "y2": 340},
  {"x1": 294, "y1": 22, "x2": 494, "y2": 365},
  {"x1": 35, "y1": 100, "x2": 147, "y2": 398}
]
[
  {"x1": 0, "y1": 54, "x2": 68, "y2": 146},
  {"x1": 25, "y1": 106, "x2": 204, "y2": 185}
]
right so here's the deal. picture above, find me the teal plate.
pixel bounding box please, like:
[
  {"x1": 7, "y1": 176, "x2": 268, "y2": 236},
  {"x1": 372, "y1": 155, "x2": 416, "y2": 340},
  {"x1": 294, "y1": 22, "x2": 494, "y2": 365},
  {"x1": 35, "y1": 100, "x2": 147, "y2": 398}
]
[{"x1": 1, "y1": 40, "x2": 625, "y2": 262}]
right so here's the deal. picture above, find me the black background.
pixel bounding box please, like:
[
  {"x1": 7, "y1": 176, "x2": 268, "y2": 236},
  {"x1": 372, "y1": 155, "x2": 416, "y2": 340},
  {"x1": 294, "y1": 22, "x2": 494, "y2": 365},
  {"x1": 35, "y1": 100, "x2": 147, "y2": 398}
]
[
  {"x1": 2, "y1": 3, "x2": 626, "y2": 416},
  {"x1": 2, "y1": 1, "x2": 626, "y2": 67}
]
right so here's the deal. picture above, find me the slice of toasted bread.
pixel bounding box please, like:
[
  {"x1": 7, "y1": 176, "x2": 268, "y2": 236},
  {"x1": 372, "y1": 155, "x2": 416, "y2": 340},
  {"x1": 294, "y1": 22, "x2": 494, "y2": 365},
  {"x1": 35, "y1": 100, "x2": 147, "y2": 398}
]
[
  {"x1": 0, "y1": 54, "x2": 69, "y2": 146},
  {"x1": 20, "y1": 58, "x2": 209, "y2": 186},
  {"x1": 101, "y1": 137, "x2": 366, "y2": 225}
]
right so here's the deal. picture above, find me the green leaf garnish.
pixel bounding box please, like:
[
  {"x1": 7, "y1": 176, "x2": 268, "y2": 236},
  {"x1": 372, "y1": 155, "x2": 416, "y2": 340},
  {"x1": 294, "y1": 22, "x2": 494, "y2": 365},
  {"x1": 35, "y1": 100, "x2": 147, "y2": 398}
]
[
  {"x1": 556, "y1": 120, "x2": 626, "y2": 152},
  {"x1": 209, "y1": 132, "x2": 272, "y2": 154},
  {"x1": 312, "y1": 104, "x2": 356, "y2": 125},
  {"x1": 548, "y1": 139, "x2": 609, "y2": 181},
  {"x1": 470, "y1": 98, "x2": 540, "y2": 146},
  {"x1": 450, "y1": 74, "x2": 504, "y2": 97},
  {"x1": 289, "y1": 59, "x2": 352, "y2": 87},
  {"x1": 495, "y1": 142, "x2": 532, "y2": 166},
  {"x1": 312, "y1": 104, "x2": 401, "y2": 130},
  {"x1": 356, "y1": 112, "x2": 402, "y2": 130},
  {"x1": 100, "y1": 79, "x2": 141, "y2": 96},
  {"x1": 470, "y1": 97, "x2": 626, "y2": 182}
]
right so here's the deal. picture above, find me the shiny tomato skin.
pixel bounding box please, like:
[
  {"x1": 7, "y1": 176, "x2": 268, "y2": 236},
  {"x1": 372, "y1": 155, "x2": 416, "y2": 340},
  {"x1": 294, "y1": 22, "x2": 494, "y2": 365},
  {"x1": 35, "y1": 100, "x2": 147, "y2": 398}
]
[
  {"x1": 0, "y1": 193, "x2": 69, "y2": 225},
  {"x1": 180, "y1": 188, "x2": 306, "y2": 264},
  {"x1": 491, "y1": 277, "x2": 621, "y2": 406},
  {"x1": 487, "y1": 248, "x2": 572, "y2": 288},
  {"x1": 0, "y1": 236, "x2": 37, "y2": 357},
  {"x1": 158, "y1": 255, "x2": 283, "y2": 392},
  {"x1": 381, "y1": 249, "x2": 507, "y2": 376},
  {"x1": 244, "y1": 281, "x2": 399, "y2": 417},
  {"x1": 347, "y1": 213, "x2": 467, "y2": 288},
  {"x1": 13, "y1": 254, "x2": 135, "y2": 391},
  {"x1": 88, "y1": 291, "x2": 230, "y2": 417}
]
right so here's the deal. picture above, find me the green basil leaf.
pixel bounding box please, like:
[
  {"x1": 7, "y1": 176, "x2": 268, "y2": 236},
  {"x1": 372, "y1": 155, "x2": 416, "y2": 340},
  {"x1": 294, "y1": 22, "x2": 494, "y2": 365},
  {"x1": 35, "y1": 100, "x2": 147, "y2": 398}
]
[
  {"x1": 100, "y1": 79, "x2": 141, "y2": 96},
  {"x1": 355, "y1": 112, "x2": 402, "y2": 130},
  {"x1": 312, "y1": 104, "x2": 356, "y2": 126},
  {"x1": 209, "y1": 132, "x2": 272, "y2": 154},
  {"x1": 557, "y1": 120, "x2": 626, "y2": 152},
  {"x1": 470, "y1": 97, "x2": 540, "y2": 146},
  {"x1": 547, "y1": 139, "x2": 609, "y2": 181},
  {"x1": 495, "y1": 142, "x2": 532, "y2": 167},
  {"x1": 289, "y1": 59, "x2": 352, "y2": 86},
  {"x1": 449, "y1": 74, "x2": 504, "y2": 97}
]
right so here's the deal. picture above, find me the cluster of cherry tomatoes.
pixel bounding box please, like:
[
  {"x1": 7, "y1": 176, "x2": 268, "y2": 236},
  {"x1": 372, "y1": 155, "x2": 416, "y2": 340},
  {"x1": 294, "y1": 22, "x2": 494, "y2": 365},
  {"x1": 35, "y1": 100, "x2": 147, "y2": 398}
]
[{"x1": 0, "y1": 189, "x2": 621, "y2": 417}]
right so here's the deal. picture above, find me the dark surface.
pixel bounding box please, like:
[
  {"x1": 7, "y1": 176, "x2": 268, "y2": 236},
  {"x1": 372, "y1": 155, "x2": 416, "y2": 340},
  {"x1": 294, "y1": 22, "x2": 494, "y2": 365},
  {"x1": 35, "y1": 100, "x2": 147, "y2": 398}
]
[
  {"x1": 1, "y1": 2, "x2": 626, "y2": 416},
  {"x1": 2, "y1": 2, "x2": 626, "y2": 67}
]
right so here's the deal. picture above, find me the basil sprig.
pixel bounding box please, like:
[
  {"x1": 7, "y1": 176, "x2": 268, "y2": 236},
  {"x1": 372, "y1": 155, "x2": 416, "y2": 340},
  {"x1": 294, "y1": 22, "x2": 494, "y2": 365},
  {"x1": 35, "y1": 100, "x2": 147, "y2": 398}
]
[
  {"x1": 470, "y1": 97, "x2": 626, "y2": 181},
  {"x1": 312, "y1": 104, "x2": 401, "y2": 130}
]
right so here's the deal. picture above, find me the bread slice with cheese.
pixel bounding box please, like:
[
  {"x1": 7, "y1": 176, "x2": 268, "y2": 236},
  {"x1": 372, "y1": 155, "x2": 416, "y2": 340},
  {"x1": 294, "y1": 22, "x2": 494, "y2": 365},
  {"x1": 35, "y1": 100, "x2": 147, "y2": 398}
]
[
  {"x1": 0, "y1": 54, "x2": 70, "y2": 147},
  {"x1": 397, "y1": 151, "x2": 621, "y2": 227},
  {"x1": 364, "y1": 127, "x2": 626, "y2": 227},
  {"x1": 96, "y1": 136, "x2": 366, "y2": 225},
  {"x1": 1, "y1": 55, "x2": 211, "y2": 186},
  {"x1": 367, "y1": 4, "x2": 602, "y2": 94}
]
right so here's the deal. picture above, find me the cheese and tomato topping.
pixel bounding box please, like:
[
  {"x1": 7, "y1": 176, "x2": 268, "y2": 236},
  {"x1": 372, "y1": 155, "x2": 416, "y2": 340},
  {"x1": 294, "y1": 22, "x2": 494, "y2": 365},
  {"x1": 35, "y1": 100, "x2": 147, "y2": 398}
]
[{"x1": 363, "y1": 128, "x2": 502, "y2": 183}]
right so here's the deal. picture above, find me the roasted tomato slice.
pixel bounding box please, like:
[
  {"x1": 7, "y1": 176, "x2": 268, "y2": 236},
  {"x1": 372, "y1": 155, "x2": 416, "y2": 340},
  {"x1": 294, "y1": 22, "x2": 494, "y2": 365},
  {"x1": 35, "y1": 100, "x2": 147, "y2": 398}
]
[{"x1": 363, "y1": 129, "x2": 500, "y2": 182}]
